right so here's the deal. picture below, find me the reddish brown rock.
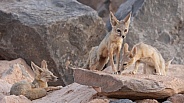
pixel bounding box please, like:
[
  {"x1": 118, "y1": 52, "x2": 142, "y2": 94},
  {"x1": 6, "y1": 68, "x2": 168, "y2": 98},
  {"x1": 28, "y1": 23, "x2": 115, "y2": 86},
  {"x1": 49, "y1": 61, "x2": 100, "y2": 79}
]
[
  {"x1": 73, "y1": 65, "x2": 184, "y2": 100},
  {"x1": 167, "y1": 94, "x2": 184, "y2": 103},
  {"x1": 136, "y1": 99, "x2": 158, "y2": 103},
  {"x1": 0, "y1": 80, "x2": 11, "y2": 96},
  {"x1": 0, "y1": 58, "x2": 34, "y2": 85},
  {"x1": 0, "y1": 95, "x2": 32, "y2": 103}
]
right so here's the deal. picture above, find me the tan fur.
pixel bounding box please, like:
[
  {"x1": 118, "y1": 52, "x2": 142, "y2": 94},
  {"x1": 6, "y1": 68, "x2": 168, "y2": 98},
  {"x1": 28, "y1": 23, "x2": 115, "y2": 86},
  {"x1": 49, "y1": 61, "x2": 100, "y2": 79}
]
[
  {"x1": 121, "y1": 42, "x2": 173, "y2": 75},
  {"x1": 83, "y1": 12, "x2": 131, "y2": 74},
  {"x1": 10, "y1": 60, "x2": 61, "y2": 100}
]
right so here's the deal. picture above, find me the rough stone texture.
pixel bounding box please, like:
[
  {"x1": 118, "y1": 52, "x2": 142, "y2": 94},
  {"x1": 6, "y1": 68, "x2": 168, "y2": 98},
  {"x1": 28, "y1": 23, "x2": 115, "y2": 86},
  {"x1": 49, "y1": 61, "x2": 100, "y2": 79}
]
[
  {"x1": 167, "y1": 94, "x2": 184, "y2": 103},
  {"x1": 77, "y1": 0, "x2": 126, "y2": 22},
  {"x1": 0, "y1": 58, "x2": 34, "y2": 101},
  {"x1": 0, "y1": 0, "x2": 106, "y2": 86},
  {"x1": 111, "y1": 0, "x2": 184, "y2": 64},
  {"x1": 73, "y1": 65, "x2": 184, "y2": 100},
  {"x1": 110, "y1": 99, "x2": 135, "y2": 103},
  {"x1": 0, "y1": 80, "x2": 11, "y2": 99},
  {"x1": 0, "y1": 95, "x2": 32, "y2": 103},
  {"x1": 88, "y1": 98, "x2": 110, "y2": 103},
  {"x1": 162, "y1": 101, "x2": 172, "y2": 103},
  {"x1": 33, "y1": 83, "x2": 97, "y2": 103},
  {"x1": 0, "y1": 59, "x2": 34, "y2": 84},
  {"x1": 136, "y1": 99, "x2": 158, "y2": 103},
  {"x1": 106, "y1": 0, "x2": 145, "y2": 31}
]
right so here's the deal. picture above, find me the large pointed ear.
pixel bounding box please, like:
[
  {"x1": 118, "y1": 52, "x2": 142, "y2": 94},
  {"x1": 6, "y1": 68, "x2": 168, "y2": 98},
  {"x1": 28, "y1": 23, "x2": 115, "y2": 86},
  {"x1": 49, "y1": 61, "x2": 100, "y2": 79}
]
[
  {"x1": 123, "y1": 43, "x2": 129, "y2": 54},
  {"x1": 31, "y1": 61, "x2": 43, "y2": 74},
  {"x1": 165, "y1": 57, "x2": 174, "y2": 68},
  {"x1": 130, "y1": 47, "x2": 137, "y2": 57},
  {"x1": 41, "y1": 60, "x2": 48, "y2": 70},
  {"x1": 110, "y1": 11, "x2": 119, "y2": 27},
  {"x1": 121, "y1": 12, "x2": 131, "y2": 26}
]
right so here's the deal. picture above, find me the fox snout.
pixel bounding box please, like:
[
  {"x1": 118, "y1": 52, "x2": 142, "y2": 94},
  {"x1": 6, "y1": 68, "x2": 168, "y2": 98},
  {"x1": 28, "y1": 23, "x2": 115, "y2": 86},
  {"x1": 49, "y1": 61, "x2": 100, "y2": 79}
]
[
  {"x1": 50, "y1": 75, "x2": 58, "y2": 82},
  {"x1": 122, "y1": 35, "x2": 125, "y2": 38},
  {"x1": 51, "y1": 75, "x2": 58, "y2": 82}
]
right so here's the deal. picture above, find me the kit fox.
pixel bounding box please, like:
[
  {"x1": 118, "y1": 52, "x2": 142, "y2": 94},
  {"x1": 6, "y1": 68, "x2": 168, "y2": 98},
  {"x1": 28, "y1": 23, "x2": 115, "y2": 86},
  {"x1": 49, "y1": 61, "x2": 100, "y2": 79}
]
[
  {"x1": 121, "y1": 42, "x2": 173, "y2": 75},
  {"x1": 10, "y1": 60, "x2": 61, "y2": 100},
  {"x1": 83, "y1": 12, "x2": 131, "y2": 74}
]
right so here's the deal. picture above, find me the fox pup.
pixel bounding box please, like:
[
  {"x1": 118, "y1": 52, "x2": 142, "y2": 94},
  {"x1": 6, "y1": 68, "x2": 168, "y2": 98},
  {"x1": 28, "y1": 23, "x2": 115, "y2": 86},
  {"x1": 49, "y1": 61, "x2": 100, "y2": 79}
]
[
  {"x1": 121, "y1": 42, "x2": 173, "y2": 75},
  {"x1": 10, "y1": 60, "x2": 61, "y2": 100},
  {"x1": 83, "y1": 12, "x2": 131, "y2": 74}
]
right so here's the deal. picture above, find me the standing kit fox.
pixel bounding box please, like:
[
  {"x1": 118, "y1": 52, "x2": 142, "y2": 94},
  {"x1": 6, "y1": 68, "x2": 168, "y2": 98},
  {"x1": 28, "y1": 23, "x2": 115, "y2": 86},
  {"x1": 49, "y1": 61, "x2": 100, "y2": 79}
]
[
  {"x1": 83, "y1": 12, "x2": 131, "y2": 74},
  {"x1": 10, "y1": 60, "x2": 61, "y2": 100},
  {"x1": 121, "y1": 42, "x2": 173, "y2": 75}
]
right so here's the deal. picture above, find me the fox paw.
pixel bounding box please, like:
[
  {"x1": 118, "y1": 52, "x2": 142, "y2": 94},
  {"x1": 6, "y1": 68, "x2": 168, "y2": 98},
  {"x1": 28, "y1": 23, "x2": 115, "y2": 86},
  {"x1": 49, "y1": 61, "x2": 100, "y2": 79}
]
[
  {"x1": 129, "y1": 71, "x2": 136, "y2": 74},
  {"x1": 57, "y1": 86, "x2": 63, "y2": 89},
  {"x1": 155, "y1": 72, "x2": 162, "y2": 75},
  {"x1": 112, "y1": 71, "x2": 121, "y2": 75},
  {"x1": 91, "y1": 70, "x2": 98, "y2": 72}
]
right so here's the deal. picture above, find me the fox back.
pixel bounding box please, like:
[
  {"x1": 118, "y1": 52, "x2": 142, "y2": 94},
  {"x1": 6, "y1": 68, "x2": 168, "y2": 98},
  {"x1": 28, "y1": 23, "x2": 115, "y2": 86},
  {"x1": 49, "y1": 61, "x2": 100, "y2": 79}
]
[
  {"x1": 121, "y1": 42, "x2": 173, "y2": 75},
  {"x1": 10, "y1": 60, "x2": 58, "y2": 100}
]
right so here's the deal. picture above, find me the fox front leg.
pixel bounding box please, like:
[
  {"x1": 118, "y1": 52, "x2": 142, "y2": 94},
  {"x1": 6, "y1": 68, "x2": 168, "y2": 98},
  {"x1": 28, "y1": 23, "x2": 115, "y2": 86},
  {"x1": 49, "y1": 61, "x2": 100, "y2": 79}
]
[
  {"x1": 116, "y1": 47, "x2": 121, "y2": 74},
  {"x1": 109, "y1": 46, "x2": 117, "y2": 74}
]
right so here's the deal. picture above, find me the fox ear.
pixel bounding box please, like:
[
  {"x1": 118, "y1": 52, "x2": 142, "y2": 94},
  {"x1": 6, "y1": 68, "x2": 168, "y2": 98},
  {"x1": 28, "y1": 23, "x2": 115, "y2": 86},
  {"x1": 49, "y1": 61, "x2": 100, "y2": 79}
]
[
  {"x1": 31, "y1": 61, "x2": 43, "y2": 74},
  {"x1": 121, "y1": 12, "x2": 131, "y2": 27},
  {"x1": 110, "y1": 11, "x2": 119, "y2": 27},
  {"x1": 165, "y1": 57, "x2": 174, "y2": 68},
  {"x1": 123, "y1": 43, "x2": 129, "y2": 54},
  {"x1": 130, "y1": 47, "x2": 137, "y2": 57},
  {"x1": 41, "y1": 60, "x2": 48, "y2": 70}
]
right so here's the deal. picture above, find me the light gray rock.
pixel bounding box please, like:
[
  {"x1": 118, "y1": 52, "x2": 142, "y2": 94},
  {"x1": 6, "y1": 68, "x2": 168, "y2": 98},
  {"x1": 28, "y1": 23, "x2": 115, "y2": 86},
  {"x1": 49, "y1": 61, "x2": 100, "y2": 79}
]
[
  {"x1": 110, "y1": 99, "x2": 135, "y2": 103},
  {"x1": 123, "y1": 0, "x2": 183, "y2": 64},
  {"x1": 0, "y1": 0, "x2": 106, "y2": 86}
]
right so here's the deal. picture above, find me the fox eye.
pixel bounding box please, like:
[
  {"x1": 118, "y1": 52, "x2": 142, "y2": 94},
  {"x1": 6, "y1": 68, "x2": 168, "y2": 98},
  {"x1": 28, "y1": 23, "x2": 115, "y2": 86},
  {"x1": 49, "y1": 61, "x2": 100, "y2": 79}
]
[
  {"x1": 124, "y1": 29, "x2": 127, "y2": 33},
  {"x1": 116, "y1": 29, "x2": 121, "y2": 33}
]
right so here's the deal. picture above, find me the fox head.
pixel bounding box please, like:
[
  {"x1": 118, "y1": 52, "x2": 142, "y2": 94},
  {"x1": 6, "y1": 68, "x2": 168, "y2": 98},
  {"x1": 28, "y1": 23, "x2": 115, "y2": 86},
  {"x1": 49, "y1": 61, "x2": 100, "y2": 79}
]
[
  {"x1": 31, "y1": 60, "x2": 58, "y2": 82},
  {"x1": 121, "y1": 43, "x2": 137, "y2": 69},
  {"x1": 110, "y1": 12, "x2": 131, "y2": 39}
]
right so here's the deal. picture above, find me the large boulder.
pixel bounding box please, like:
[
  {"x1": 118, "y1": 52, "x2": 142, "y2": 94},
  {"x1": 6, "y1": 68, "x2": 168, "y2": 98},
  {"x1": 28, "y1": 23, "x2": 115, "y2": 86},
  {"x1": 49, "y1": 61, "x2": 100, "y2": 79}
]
[
  {"x1": 107, "y1": 0, "x2": 184, "y2": 64},
  {"x1": 77, "y1": 0, "x2": 126, "y2": 22},
  {"x1": 0, "y1": 0, "x2": 106, "y2": 86},
  {"x1": 73, "y1": 64, "x2": 184, "y2": 100}
]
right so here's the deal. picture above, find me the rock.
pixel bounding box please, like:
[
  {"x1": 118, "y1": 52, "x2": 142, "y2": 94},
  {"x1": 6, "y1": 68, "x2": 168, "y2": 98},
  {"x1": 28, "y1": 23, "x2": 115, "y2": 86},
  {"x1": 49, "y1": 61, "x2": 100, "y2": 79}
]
[
  {"x1": 162, "y1": 101, "x2": 172, "y2": 103},
  {"x1": 33, "y1": 83, "x2": 97, "y2": 103},
  {"x1": 0, "y1": 0, "x2": 106, "y2": 86},
  {"x1": 88, "y1": 98, "x2": 110, "y2": 103},
  {"x1": 0, "y1": 59, "x2": 34, "y2": 84},
  {"x1": 136, "y1": 99, "x2": 158, "y2": 103},
  {"x1": 118, "y1": 0, "x2": 184, "y2": 64},
  {"x1": 77, "y1": 0, "x2": 126, "y2": 22},
  {"x1": 0, "y1": 93, "x2": 5, "y2": 101},
  {"x1": 106, "y1": 0, "x2": 145, "y2": 31},
  {"x1": 0, "y1": 80, "x2": 11, "y2": 96},
  {"x1": 167, "y1": 94, "x2": 184, "y2": 103},
  {"x1": 77, "y1": 0, "x2": 105, "y2": 10},
  {"x1": 73, "y1": 66, "x2": 184, "y2": 100},
  {"x1": 110, "y1": 99, "x2": 135, "y2": 103},
  {"x1": 0, "y1": 95, "x2": 32, "y2": 103}
]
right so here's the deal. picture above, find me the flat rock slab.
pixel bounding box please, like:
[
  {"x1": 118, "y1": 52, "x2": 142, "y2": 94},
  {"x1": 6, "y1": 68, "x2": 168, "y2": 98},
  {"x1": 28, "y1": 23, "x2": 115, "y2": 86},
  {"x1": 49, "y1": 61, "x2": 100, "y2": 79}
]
[
  {"x1": 73, "y1": 67, "x2": 184, "y2": 100},
  {"x1": 33, "y1": 83, "x2": 97, "y2": 103}
]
